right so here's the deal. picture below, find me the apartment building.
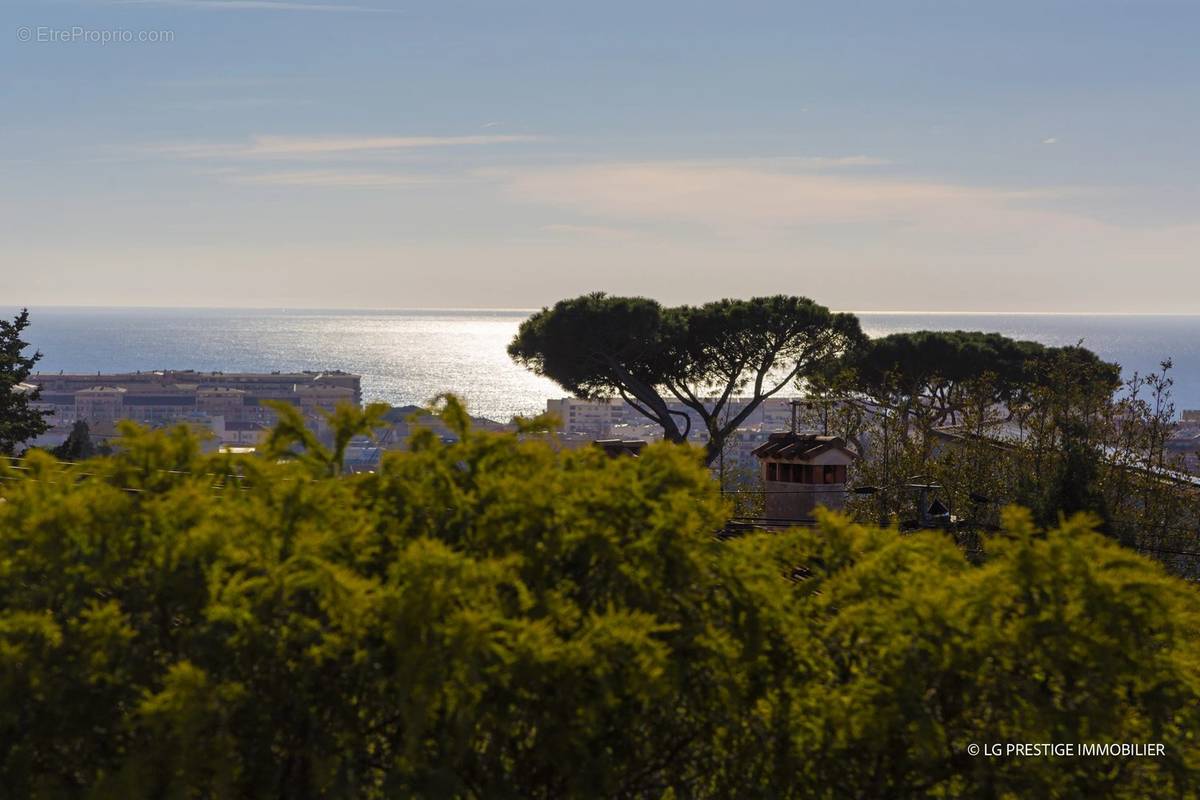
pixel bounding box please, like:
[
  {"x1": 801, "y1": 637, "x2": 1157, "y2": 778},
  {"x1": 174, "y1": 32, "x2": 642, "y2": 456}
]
[
  {"x1": 26, "y1": 370, "x2": 363, "y2": 447},
  {"x1": 546, "y1": 398, "x2": 632, "y2": 438},
  {"x1": 31, "y1": 371, "x2": 360, "y2": 419}
]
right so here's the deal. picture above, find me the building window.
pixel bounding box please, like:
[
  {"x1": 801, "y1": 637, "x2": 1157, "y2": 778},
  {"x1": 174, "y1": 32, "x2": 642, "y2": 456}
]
[{"x1": 766, "y1": 461, "x2": 851, "y2": 484}]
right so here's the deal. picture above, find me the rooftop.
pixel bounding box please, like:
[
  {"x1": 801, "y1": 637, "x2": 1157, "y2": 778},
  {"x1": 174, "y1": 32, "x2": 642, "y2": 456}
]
[{"x1": 751, "y1": 432, "x2": 856, "y2": 461}]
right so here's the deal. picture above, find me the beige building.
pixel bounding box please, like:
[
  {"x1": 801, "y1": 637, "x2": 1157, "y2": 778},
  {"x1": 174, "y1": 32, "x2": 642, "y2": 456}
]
[
  {"x1": 33, "y1": 370, "x2": 362, "y2": 408},
  {"x1": 74, "y1": 387, "x2": 126, "y2": 424},
  {"x1": 31, "y1": 371, "x2": 361, "y2": 422},
  {"x1": 546, "y1": 398, "x2": 629, "y2": 437},
  {"x1": 294, "y1": 385, "x2": 357, "y2": 415},
  {"x1": 26, "y1": 370, "x2": 364, "y2": 450},
  {"x1": 197, "y1": 388, "x2": 248, "y2": 417}
]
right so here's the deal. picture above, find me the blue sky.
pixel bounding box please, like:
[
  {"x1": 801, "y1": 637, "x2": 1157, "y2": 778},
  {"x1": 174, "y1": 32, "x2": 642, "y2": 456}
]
[{"x1": 3, "y1": 0, "x2": 1198, "y2": 310}]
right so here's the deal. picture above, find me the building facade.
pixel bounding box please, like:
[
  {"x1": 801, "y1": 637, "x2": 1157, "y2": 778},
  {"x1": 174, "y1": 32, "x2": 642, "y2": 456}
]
[{"x1": 27, "y1": 370, "x2": 363, "y2": 449}]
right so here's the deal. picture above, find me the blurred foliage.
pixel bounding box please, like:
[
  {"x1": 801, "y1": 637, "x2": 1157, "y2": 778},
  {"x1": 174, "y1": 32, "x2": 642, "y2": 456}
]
[{"x1": 3, "y1": 398, "x2": 1200, "y2": 798}]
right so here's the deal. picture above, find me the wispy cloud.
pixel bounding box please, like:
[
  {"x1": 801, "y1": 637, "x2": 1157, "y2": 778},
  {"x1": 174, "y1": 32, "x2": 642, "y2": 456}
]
[
  {"x1": 156, "y1": 134, "x2": 543, "y2": 160},
  {"x1": 484, "y1": 160, "x2": 1076, "y2": 233},
  {"x1": 1042, "y1": 137, "x2": 1059, "y2": 145},
  {"x1": 110, "y1": 0, "x2": 393, "y2": 12}
]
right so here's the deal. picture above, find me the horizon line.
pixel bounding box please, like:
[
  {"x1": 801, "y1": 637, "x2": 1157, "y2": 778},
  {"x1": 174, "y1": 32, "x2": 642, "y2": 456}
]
[{"x1": 11, "y1": 304, "x2": 1200, "y2": 317}]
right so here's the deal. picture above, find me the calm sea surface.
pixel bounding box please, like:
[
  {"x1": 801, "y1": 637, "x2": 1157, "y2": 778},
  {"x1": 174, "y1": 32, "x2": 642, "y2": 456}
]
[{"x1": 14, "y1": 308, "x2": 1200, "y2": 421}]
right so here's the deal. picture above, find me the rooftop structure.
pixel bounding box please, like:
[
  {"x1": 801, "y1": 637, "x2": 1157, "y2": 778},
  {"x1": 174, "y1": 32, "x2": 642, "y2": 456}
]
[{"x1": 751, "y1": 432, "x2": 858, "y2": 523}]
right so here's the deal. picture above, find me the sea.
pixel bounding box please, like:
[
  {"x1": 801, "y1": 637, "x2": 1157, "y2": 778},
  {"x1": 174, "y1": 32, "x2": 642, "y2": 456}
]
[{"x1": 14, "y1": 307, "x2": 1200, "y2": 422}]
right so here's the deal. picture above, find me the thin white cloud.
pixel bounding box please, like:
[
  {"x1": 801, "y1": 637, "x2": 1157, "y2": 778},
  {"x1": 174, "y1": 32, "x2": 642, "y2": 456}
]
[
  {"x1": 484, "y1": 160, "x2": 1064, "y2": 231},
  {"x1": 110, "y1": 0, "x2": 393, "y2": 11},
  {"x1": 1042, "y1": 137, "x2": 1059, "y2": 145},
  {"x1": 155, "y1": 133, "x2": 543, "y2": 160}
]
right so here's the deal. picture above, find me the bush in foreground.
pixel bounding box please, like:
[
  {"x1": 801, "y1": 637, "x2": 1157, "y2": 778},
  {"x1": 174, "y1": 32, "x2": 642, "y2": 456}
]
[{"x1": 2, "y1": 400, "x2": 1199, "y2": 798}]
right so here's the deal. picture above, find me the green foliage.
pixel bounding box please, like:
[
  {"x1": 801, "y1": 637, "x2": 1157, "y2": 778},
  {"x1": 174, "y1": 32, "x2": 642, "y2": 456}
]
[
  {"x1": 507, "y1": 293, "x2": 677, "y2": 407},
  {"x1": 1029, "y1": 418, "x2": 1114, "y2": 533},
  {"x1": 0, "y1": 399, "x2": 754, "y2": 798},
  {"x1": 826, "y1": 330, "x2": 1141, "y2": 538},
  {"x1": 509, "y1": 293, "x2": 864, "y2": 465},
  {"x1": 767, "y1": 507, "x2": 1200, "y2": 798},
  {"x1": 0, "y1": 308, "x2": 51, "y2": 454},
  {"x1": 1005, "y1": 355, "x2": 1188, "y2": 550},
  {"x1": 263, "y1": 399, "x2": 391, "y2": 476},
  {"x1": 842, "y1": 330, "x2": 1120, "y2": 431},
  {"x1": 2, "y1": 402, "x2": 1200, "y2": 798},
  {"x1": 51, "y1": 420, "x2": 105, "y2": 461},
  {"x1": 670, "y1": 297, "x2": 865, "y2": 464}
]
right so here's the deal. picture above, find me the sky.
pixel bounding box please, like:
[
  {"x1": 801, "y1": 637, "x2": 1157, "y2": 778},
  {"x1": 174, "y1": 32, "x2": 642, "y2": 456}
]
[{"x1": 2, "y1": 0, "x2": 1199, "y2": 311}]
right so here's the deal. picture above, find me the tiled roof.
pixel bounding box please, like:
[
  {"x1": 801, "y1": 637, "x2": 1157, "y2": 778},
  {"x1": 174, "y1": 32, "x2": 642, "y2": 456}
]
[{"x1": 750, "y1": 432, "x2": 856, "y2": 460}]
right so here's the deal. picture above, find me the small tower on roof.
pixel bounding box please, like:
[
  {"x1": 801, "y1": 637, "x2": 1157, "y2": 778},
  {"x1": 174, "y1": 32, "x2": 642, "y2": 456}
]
[{"x1": 751, "y1": 425, "x2": 858, "y2": 523}]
